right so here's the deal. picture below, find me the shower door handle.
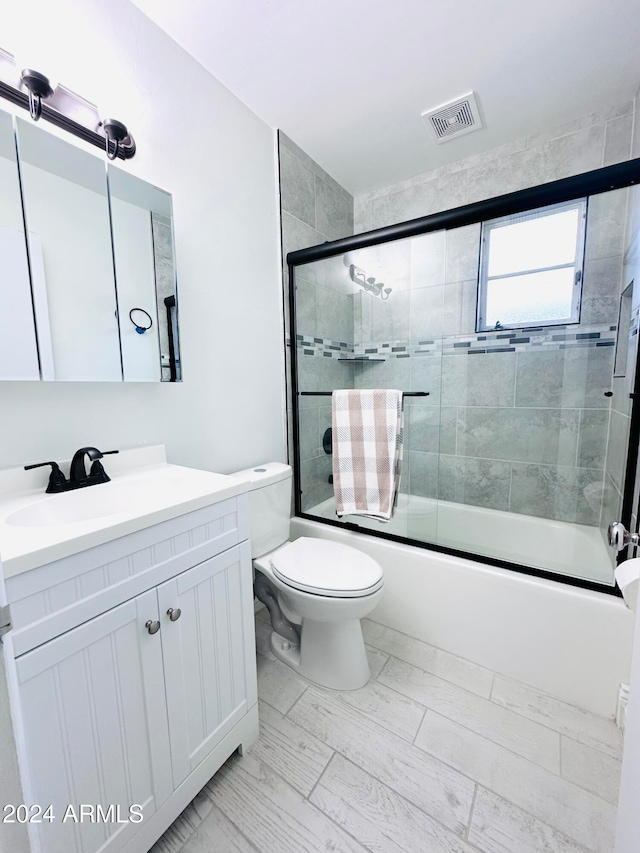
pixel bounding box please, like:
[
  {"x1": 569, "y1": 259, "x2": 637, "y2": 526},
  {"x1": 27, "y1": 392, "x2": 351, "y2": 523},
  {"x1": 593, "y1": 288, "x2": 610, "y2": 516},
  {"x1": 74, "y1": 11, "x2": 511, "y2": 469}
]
[{"x1": 608, "y1": 521, "x2": 639, "y2": 551}]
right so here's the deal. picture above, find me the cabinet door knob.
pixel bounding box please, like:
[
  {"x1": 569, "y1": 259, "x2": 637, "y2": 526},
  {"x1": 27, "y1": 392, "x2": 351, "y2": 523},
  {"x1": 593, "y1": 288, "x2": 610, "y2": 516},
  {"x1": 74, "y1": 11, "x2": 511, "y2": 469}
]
[
  {"x1": 167, "y1": 607, "x2": 182, "y2": 622},
  {"x1": 145, "y1": 619, "x2": 161, "y2": 635}
]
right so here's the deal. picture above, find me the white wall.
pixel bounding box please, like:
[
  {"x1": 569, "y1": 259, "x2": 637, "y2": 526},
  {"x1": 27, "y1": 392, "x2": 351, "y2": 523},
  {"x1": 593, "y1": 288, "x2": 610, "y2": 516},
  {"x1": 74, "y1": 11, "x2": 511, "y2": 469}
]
[
  {"x1": 0, "y1": 0, "x2": 285, "y2": 473},
  {"x1": 0, "y1": 7, "x2": 285, "y2": 850}
]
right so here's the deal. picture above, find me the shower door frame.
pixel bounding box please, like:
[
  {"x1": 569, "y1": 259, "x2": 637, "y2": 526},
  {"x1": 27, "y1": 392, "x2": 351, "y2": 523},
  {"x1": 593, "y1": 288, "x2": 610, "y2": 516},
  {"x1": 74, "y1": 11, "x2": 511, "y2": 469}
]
[{"x1": 287, "y1": 158, "x2": 640, "y2": 596}]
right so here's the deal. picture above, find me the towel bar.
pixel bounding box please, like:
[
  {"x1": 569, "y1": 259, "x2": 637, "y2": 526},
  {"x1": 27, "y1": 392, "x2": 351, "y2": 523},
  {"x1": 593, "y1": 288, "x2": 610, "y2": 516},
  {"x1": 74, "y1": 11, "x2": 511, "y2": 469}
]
[{"x1": 299, "y1": 391, "x2": 429, "y2": 397}]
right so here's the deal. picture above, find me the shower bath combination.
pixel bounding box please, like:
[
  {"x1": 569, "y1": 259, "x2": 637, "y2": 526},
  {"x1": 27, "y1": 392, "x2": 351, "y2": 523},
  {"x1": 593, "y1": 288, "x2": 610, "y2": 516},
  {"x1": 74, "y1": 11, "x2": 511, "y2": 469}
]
[{"x1": 288, "y1": 159, "x2": 640, "y2": 594}]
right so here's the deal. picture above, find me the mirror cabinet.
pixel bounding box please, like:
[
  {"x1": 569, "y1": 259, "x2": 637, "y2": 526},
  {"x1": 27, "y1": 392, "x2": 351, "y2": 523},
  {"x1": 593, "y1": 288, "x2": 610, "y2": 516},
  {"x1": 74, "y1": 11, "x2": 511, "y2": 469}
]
[
  {"x1": 0, "y1": 112, "x2": 40, "y2": 380},
  {"x1": 1, "y1": 108, "x2": 181, "y2": 382}
]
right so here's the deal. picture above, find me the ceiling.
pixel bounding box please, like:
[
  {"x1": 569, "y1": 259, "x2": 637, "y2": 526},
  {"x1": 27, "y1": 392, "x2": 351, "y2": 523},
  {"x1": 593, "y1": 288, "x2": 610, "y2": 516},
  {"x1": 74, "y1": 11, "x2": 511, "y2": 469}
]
[{"x1": 131, "y1": 0, "x2": 640, "y2": 196}]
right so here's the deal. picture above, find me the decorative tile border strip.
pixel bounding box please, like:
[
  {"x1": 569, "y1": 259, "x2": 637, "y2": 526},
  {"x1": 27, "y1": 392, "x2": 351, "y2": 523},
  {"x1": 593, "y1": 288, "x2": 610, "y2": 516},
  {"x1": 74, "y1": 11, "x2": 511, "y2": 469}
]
[
  {"x1": 295, "y1": 324, "x2": 618, "y2": 359},
  {"x1": 295, "y1": 335, "x2": 355, "y2": 359}
]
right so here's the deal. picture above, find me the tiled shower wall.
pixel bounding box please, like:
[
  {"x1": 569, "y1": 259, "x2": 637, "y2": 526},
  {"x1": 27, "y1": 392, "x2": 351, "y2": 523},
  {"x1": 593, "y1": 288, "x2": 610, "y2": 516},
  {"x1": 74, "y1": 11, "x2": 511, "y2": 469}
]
[
  {"x1": 278, "y1": 132, "x2": 354, "y2": 508},
  {"x1": 349, "y1": 100, "x2": 637, "y2": 526},
  {"x1": 281, "y1": 98, "x2": 639, "y2": 522},
  {"x1": 354, "y1": 102, "x2": 636, "y2": 232},
  {"x1": 347, "y1": 191, "x2": 625, "y2": 525}
]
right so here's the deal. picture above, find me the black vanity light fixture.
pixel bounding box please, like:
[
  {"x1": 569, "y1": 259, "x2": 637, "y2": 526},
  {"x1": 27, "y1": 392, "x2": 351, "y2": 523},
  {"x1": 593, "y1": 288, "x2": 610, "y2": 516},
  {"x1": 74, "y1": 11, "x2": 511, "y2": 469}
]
[
  {"x1": 0, "y1": 49, "x2": 136, "y2": 160},
  {"x1": 101, "y1": 117, "x2": 129, "y2": 161}
]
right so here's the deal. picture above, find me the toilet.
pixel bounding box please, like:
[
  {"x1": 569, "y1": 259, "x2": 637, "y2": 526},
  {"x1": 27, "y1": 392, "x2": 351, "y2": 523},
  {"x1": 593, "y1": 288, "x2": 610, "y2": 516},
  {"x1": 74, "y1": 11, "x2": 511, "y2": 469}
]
[{"x1": 231, "y1": 463, "x2": 383, "y2": 690}]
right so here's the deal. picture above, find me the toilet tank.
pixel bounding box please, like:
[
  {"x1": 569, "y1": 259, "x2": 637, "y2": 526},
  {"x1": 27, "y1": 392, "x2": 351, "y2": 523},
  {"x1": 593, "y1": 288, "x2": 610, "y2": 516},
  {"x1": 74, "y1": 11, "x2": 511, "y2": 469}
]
[{"x1": 229, "y1": 463, "x2": 292, "y2": 558}]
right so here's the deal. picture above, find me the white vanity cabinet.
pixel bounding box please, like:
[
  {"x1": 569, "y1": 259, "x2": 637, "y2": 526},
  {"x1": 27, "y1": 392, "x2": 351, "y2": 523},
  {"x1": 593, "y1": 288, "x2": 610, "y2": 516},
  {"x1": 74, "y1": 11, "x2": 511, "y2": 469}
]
[
  {"x1": 14, "y1": 590, "x2": 172, "y2": 853},
  {"x1": 1, "y1": 492, "x2": 258, "y2": 853},
  {"x1": 157, "y1": 544, "x2": 254, "y2": 788}
]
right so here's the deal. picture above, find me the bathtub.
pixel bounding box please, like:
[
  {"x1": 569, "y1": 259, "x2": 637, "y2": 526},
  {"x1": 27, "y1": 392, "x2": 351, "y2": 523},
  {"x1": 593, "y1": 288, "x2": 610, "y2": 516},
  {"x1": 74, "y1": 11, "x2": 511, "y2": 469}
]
[
  {"x1": 308, "y1": 493, "x2": 615, "y2": 585},
  {"x1": 291, "y1": 508, "x2": 633, "y2": 716}
]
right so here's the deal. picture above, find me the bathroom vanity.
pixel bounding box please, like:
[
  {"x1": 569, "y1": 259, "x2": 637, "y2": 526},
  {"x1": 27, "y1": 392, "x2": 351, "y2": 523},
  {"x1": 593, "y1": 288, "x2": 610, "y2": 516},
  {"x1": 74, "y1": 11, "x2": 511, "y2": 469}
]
[{"x1": 0, "y1": 446, "x2": 258, "y2": 853}]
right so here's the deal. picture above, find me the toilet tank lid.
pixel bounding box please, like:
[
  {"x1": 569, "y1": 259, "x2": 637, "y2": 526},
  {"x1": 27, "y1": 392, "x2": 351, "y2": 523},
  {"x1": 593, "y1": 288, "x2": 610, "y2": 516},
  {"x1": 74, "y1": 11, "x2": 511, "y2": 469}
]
[{"x1": 229, "y1": 462, "x2": 292, "y2": 490}]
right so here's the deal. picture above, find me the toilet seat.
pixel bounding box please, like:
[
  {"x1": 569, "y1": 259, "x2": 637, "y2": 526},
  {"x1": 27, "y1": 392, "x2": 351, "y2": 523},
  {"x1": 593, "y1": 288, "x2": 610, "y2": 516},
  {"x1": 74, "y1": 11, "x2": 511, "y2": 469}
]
[{"x1": 270, "y1": 537, "x2": 383, "y2": 598}]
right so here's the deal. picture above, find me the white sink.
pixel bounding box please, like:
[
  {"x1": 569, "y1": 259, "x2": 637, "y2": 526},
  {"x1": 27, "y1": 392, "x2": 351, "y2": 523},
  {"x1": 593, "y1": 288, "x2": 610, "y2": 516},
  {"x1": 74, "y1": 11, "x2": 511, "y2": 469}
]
[
  {"x1": 6, "y1": 478, "x2": 188, "y2": 527},
  {"x1": 0, "y1": 448, "x2": 249, "y2": 577}
]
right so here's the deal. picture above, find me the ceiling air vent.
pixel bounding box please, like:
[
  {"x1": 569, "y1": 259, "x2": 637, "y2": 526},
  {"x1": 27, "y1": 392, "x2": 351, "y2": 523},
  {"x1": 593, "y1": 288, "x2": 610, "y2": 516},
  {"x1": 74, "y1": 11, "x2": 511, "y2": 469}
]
[{"x1": 421, "y1": 92, "x2": 483, "y2": 143}]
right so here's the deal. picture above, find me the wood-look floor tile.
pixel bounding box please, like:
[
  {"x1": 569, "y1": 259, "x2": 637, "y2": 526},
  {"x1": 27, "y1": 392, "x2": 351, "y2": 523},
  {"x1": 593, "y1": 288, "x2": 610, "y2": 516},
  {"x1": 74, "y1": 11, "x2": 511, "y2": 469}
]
[
  {"x1": 380, "y1": 656, "x2": 560, "y2": 771},
  {"x1": 255, "y1": 605, "x2": 269, "y2": 623},
  {"x1": 256, "y1": 652, "x2": 307, "y2": 714},
  {"x1": 415, "y1": 711, "x2": 616, "y2": 853},
  {"x1": 561, "y1": 736, "x2": 622, "y2": 805},
  {"x1": 332, "y1": 678, "x2": 426, "y2": 742},
  {"x1": 287, "y1": 687, "x2": 475, "y2": 837},
  {"x1": 250, "y1": 699, "x2": 333, "y2": 796},
  {"x1": 366, "y1": 644, "x2": 389, "y2": 679},
  {"x1": 310, "y1": 753, "x2": 478, "y2": 853},
  {"x1": 254, "y1": 617, "x2": 275, "y2": 660},
  {"x1": 491, "y1": 675, "x2": 623, "y2": 759},
  {"x1": 180, "y1": 803, "x2": 258, "y2": 853},
  {"x1": 149, "y1": 788, "x2": 215, "y2": 853},
  {"x1": 468, "y1": 787, "x2": 592, "y2": 853},
  {"x1": 206, "y1": 752, "x2": 369, "y2": 853},
  {"x1": 362, "y1": 619, "x2": 494, "y2": 698}
]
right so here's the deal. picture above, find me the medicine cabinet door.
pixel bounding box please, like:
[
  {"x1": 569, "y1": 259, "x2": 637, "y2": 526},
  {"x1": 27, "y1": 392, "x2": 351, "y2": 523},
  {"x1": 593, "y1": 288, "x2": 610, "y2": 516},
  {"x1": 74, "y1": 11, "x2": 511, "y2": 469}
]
[
  {"x1": 0, "y1": 109, "x2": 41, "y2": 380},
  {"x1": 16, "y1": 117, "x2": 123, "y2": 381},
  {"x1": 108, "y1": 167, "x2": 181, "y2": 381}
]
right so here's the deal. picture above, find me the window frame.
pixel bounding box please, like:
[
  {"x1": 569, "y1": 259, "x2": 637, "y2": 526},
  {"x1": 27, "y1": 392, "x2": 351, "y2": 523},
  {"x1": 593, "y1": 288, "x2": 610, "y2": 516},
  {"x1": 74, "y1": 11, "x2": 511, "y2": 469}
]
[{"x1": 476, "y1": 198, "x2": 587, "y2": 332}]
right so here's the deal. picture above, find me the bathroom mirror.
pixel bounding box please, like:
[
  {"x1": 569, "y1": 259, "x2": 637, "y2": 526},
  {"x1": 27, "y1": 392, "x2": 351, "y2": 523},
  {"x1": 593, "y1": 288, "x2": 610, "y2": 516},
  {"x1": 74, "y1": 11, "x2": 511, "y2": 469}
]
[
  {"x1": 0, "y1": 111, "x2": 41, "y2": 379},
  {"x1": 5, "y1": 115, "x2": 182, "y2": 382},
  {"x1": 108, "y1": 167, "x2": 181, "y2": 381},
  {"x1": 16, "y1": 117, "x2": 122, "y2": 381}
]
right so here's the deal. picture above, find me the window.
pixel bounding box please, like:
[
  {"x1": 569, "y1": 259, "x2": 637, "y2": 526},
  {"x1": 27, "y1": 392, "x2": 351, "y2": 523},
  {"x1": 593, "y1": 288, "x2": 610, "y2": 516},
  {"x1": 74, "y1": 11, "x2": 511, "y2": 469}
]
[{"x1": 476, "y1": 199, "x2": 587, "y2": 332}]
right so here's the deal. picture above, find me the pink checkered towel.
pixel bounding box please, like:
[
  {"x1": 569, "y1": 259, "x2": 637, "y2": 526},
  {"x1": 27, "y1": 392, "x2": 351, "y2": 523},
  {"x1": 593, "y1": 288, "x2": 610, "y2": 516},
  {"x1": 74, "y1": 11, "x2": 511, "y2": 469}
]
[{"x1": 332, "y1": 389, "x2": 404, "y2": 521}]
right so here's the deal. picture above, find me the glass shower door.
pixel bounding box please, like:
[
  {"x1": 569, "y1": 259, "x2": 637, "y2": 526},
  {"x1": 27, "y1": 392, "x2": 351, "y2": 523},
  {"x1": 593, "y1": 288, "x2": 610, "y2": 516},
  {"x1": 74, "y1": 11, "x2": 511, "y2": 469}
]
[
  {"x1": 293, "y1": 234, "x2": 448, "y2": 540},
  {"x1": 428, "y1": 189, "x2": 630, "y2": 586},
  {"x1": 291, "y1": 182, "x2": 639, "y2": 590}
]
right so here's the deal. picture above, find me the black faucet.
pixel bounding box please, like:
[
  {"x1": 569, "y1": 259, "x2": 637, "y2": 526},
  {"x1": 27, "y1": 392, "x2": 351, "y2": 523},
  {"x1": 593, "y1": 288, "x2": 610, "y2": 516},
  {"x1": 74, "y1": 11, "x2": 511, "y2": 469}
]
[
  {"x1": 25, "y1": 447, "x2": 119, "y2": 493},
  {"x1": 70, "y1": 447, "x2": 107, "y2": 484}
]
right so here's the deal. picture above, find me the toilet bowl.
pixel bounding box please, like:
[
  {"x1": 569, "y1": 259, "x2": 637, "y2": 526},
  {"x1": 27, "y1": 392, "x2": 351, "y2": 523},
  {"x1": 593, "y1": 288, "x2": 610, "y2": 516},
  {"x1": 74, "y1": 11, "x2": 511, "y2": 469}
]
[
  {"x1": 255, "y1": 537, "x2": 383, "y2": 689},
  {"x1": 231, "y1": 463, "x2": 384, "y2": 690}
]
